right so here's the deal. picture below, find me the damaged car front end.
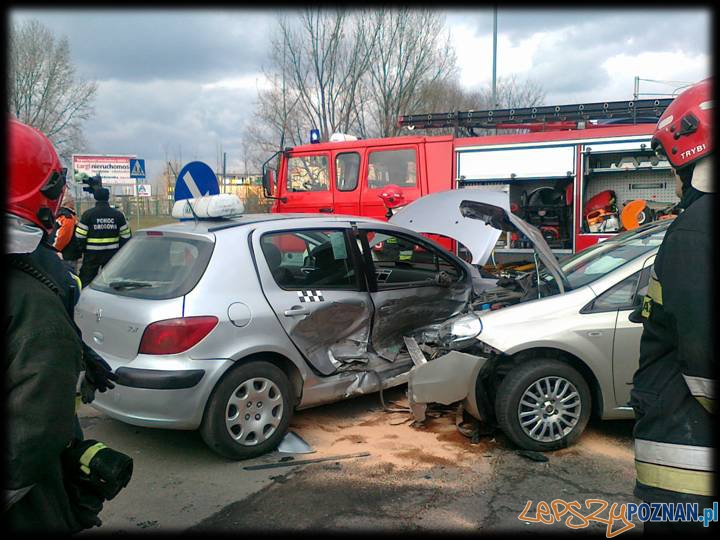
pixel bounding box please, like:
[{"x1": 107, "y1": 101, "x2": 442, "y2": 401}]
[{"x1": 393, "y1": 190, "x2": 670, "y2": 452}]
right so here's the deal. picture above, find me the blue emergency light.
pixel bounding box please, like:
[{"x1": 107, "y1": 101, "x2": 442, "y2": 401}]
[{"x1": 310, "y1": 129, "x2": 320, "y2": 144}]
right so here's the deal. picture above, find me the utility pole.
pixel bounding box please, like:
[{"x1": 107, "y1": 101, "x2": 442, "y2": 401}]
[
  {"x1": 222, "y1": 152, "x2": 227, "y2": 195},
  {"x1": 492, "y1": 7, "x2": 498, "y2": 109}
]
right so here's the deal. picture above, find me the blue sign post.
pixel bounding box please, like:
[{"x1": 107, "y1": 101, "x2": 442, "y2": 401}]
[
  {"x1": 174, "y1": 161, "x2": 220, "y2": 202},
  {"x1": 129, "y1": 159, "x2": 146, "y2": 230},
  {"x1": 129, "y1": 158, "x2": 146, "y2": 179}
]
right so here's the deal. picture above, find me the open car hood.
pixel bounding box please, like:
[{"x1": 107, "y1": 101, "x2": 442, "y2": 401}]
[
  {"x1": 459, "y1": 199, "x2": 569, "y2": 292},
  {"x1": 389, "y1": 189, "x2": 505, "y2": 265},
  {"x1": 389, "y1": 189, "x2": 569, "y2": 292}
]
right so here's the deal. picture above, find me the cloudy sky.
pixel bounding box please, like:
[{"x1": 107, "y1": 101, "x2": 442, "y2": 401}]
[{"x1": 10, "y1": 8, "x2": 712, "y2": 186}]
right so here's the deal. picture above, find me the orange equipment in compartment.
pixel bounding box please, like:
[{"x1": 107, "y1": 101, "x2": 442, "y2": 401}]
[
  {"x1": 621, "y1": 199, "x2": 678, "y2": 230},
  {"x1": 583, "y1": 190, "x2": 616, "y2": 218},
  {"x1": 620, "y1": 199, "x2": 650, "y2": 230},
  {"x1": 583, "y1": 190, "x2": 620, "y2": 233}
]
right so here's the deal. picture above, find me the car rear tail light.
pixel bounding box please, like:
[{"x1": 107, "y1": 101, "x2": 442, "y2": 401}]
[{"x1": 138, "y1": 316, "x2": 219, "y2": 355}]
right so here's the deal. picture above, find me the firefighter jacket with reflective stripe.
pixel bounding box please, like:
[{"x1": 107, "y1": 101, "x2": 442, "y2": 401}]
[
  {"x1": 5, "y1": 251, "x2": 84, "y2": 532},
  {"x1": 75, "y1": 201, "x2": 131, "y2": 265},
  {"x1": 630, "y1": 193, "x2": 716, "y2": 504}
]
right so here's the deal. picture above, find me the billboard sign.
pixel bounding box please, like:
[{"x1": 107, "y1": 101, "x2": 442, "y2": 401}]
[
  {"x1": 136, "y1": 184, "x2": 152, "y2": 197},
  {"x1": 72, "y1": 154, "x2": 137, "y2": 185}
]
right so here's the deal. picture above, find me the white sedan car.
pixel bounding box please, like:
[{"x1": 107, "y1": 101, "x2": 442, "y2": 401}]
[{"x1": 393, "y1": 192, "x2": 670, "y2": 452}]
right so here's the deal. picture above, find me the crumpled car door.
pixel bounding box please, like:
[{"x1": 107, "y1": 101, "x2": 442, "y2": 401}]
[
  {"x1": 356, "y1": 225, "x2": 473, "y2": 361},
  {"x1": 252, "y1": 227, "x2": 373, "y2": 376}
]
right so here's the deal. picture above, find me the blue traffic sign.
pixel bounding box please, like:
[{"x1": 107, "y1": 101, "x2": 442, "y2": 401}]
[
  {"x1": 174, "y1": 161, "x2": 219, "y2": 201},
  {"x1": 129, "y1": 158, "x2": 146, "y2": 179}
]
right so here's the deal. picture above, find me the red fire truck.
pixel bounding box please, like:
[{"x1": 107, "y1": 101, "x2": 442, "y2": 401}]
[{"x1": 262, "y1": 99, "x2": 677, "y2": 261}]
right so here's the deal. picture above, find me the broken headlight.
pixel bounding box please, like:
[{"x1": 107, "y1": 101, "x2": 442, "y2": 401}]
[{"x1": 438, "y1": 312, "x2": 482, "y2": 349}]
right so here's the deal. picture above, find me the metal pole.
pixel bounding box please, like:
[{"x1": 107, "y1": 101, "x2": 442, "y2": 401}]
[
  {"x1": 634, "y1": 76, "x2": 640, "y2": 101},
  {"x1": 492, "y1": 7, "x2": 498, "y2": 109},
  {"x1": 222, "y1": 152, "x2": 227, "y2": 194},
  {"x1": 135, "y1": 181, "x2": 140, "y2": 231}
]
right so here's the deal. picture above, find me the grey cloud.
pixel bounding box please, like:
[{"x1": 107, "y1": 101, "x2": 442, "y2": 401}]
[
  {"x1": 449, "y1": 9, "x2": 710, "y2": 56},
  {"x1": 10, "y1": 9, "x2": 275, "y2": 82},
  {"x1": 83, "y1": 79, "x2": 259, "y2": 170}
]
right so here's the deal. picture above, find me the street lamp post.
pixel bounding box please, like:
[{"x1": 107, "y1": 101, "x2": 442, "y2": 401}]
[{"x1": 492, "y1": 7, "x2": 498, "y2": 109}]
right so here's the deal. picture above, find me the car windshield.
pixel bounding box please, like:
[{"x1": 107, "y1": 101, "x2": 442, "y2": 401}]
[
  {"x1": 91, "y1": 233, "x2": 214, "y2": 299},
  {"x1": 539, "y1": 222, "x2": 669, "y2": 290}
]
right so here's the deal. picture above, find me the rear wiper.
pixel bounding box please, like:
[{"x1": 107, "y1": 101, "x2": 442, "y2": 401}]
[{"x1": 108, "y1": 280, "x2": 152, "y2": 290}]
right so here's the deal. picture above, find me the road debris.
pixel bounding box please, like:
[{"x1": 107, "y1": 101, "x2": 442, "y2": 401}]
[
  {"x1": 517, "y1": 450, "x2": 549, "y2": 463},
  {"x1": 277, "y1": 431, "x2": 315, "y2": 454},
  {"x1": 243, "y1": 452, "x2": 371, "y2": 471}
]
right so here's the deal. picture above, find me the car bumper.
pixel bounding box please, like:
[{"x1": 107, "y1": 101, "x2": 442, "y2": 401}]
[
  {"x1": 91, "y1": 355, "x2": 234, "y2": 430},
  {"x1": 407, "y1": 349, "x2": 491, "y2": 422}
]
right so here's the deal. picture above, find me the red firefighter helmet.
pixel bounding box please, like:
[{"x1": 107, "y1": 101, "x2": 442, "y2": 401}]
[
  {"x1": 378, "y1": 184, "x2": 406, "y2": 209},
  {"x1": 7, "y1": 117, "x2": 67, "y2": 232},
  {"x1": 651, "y1": 78, "x2": 712, "y2": 170}
]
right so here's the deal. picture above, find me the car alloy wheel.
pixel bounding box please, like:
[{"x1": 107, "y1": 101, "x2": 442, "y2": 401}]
[
  {"x1": 517, "y1": 376, "x2": 581, "y2": 443},
  {"x1": 225, "y1": 377, "x2": 284, "y2": 446},
  {"x1": 494, "y1": 358, "x2": 591, "y2": 452},
  {"x1": 201, "y1": 360, "x2": 293, "y2": 460}
]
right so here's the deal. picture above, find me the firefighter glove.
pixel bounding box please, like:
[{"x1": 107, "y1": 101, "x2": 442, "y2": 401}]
[{"x1": 81, "y1": 345, "x2": 118, "y2": 404}]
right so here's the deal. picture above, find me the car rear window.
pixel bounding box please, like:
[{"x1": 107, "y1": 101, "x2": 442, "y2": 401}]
[{"x1": 91, "y1": 233, "x2": 214, "y2": 299}]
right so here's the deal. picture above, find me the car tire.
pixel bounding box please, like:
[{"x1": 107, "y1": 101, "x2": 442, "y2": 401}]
[
  {"x1": 495, "y1": 359, "x2": 591, "y2": 452},
  {"x1": 200, "y1": 360, "x2": 294, "y2": 460}
]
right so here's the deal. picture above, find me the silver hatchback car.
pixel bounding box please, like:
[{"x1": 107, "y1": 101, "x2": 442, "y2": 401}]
[{"x1": 75, "y1": 214, "x2": 479, "y2": 459}]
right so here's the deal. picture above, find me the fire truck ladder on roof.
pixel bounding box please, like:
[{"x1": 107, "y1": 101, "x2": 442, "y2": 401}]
[{"x1": 397, "y1": 98, "x2": 674, "y2": 133}]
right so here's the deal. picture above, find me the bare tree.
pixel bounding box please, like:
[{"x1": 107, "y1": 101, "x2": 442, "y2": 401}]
[
  {"x1": 8, "y1": 19, "x2": 98, "y2": 162},
  {"x1": 478, "y1": 74, "x2": 546, "y2": 110},
  {"x1": 358, "y1": 9, "x2": 458, "y2": 138},
  {"x1": 408, "y1": 78, "x2": 485, "y2": 136},
  {"x1": 397, "y1": 74, "x2": 547, "y2": 137},
  {"x1": 246, "y1": 10, "x2": 547, "y2": 164},
  {"x1": 276, "y1": 9, "x2": 377, "y2": 141}
]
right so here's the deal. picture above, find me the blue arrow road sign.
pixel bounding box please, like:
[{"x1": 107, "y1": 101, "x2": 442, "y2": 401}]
[
  {"x1": 174, "y1": 161, "x2": 220, "y2": 201},
  {"x1": 129, "y1": 158, "x2": 146, "y2": 179}
]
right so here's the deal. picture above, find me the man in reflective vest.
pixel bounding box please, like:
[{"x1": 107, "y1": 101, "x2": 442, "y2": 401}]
[
  {"x1": 629, "y1": 78, "x2": 716, "y2": 533},
  {"x1": 74, "y1": 187, "x2": 131, "y2": 287}
]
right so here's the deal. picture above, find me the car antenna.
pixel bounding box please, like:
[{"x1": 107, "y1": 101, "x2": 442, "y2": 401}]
[{"x1": 183, "y1": 199, "x2": 200, "y2": 224}]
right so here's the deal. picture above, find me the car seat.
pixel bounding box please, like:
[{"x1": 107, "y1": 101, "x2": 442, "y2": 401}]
[
  {"x1": 261, "y1": 241, "x2": 295, "y2": 286},
  {"x1": 307, "y1": 242, "x2": 350, "y2": 286}
]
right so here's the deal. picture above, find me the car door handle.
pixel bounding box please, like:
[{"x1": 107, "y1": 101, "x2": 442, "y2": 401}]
[
  {"x1": 587, "y1": 331, "x2": 603, "y2": 337},
  {"x1": 319, "y1": 207, "x2": 334, "y2": 213},
  {"x1": 284, "y1": 306, "x2": 309, "y2": 317}
]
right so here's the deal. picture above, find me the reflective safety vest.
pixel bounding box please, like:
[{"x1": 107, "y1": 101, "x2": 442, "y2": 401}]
[
  {"x1": 385, "y1": 236, "x2": 414, "y2": 262},
  {"x1": 74, "y1": 202, "x2": 131, "y2": 254},
  {"x1": 630, "y1": 194, "x2": 715, "y2": 503}
]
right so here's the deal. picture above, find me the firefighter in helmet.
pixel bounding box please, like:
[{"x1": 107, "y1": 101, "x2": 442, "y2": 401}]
[
  {"x1": 5, "y1": 118, "x2": 125, "y2": 532},
  {"x1": 629, "y1": 78, "x2": 716, "y2": 533}
]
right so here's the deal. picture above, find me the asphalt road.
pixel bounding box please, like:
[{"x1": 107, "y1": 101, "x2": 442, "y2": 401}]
[{"x1": 78, "y1": 386, "x2": 644, "y2": 535}]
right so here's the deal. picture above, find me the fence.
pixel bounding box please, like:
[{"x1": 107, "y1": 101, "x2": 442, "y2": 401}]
[{"x1": 76, "y1": 195, "x2": 174, "y2": 219}]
